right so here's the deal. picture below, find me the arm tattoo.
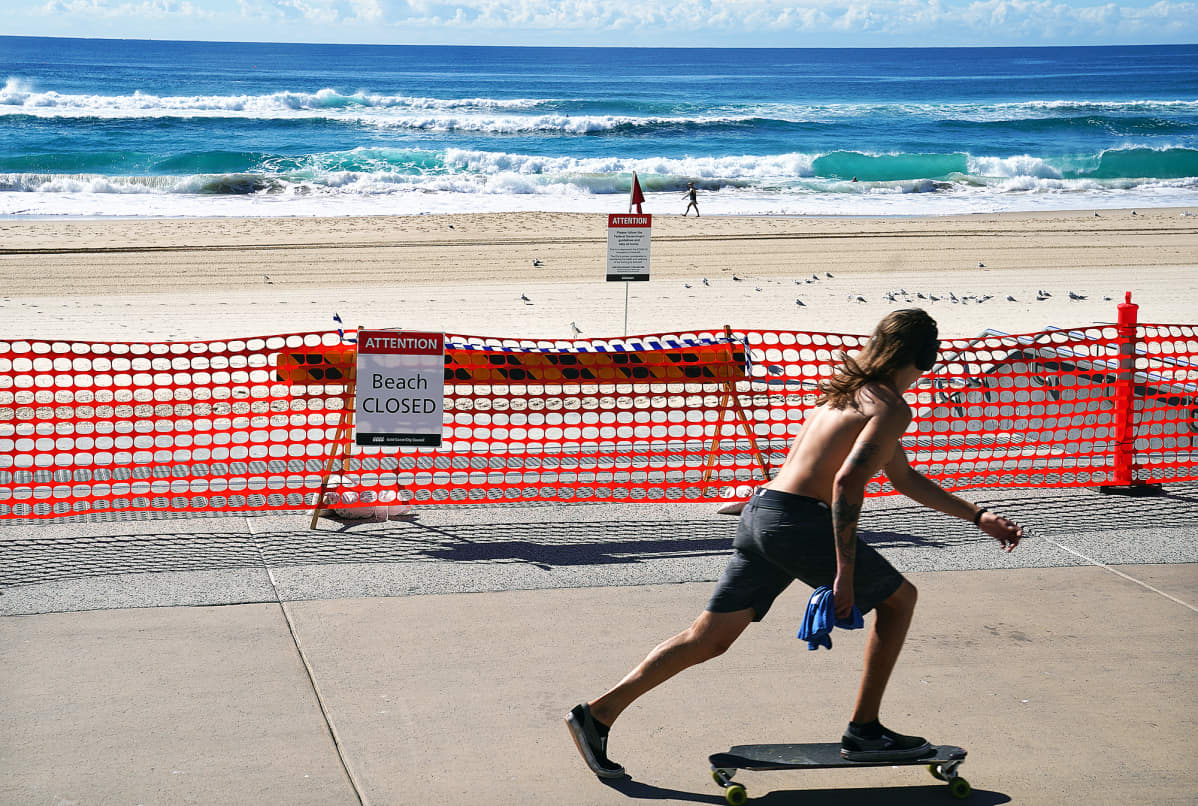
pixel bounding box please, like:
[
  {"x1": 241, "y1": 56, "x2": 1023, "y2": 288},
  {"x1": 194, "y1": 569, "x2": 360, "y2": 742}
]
[
  {"x1": 833, "y1": 440, "x2": 879, "y2": 571},
  {"x1": 833, "y1": 497, "x2": 862, "y2": 564},
  {"x1": 846, "y1": 440, "x2": 879, "y2": 472},
  {"x1": 832, "y1": 441, "x2": 877, "y2": 565}
]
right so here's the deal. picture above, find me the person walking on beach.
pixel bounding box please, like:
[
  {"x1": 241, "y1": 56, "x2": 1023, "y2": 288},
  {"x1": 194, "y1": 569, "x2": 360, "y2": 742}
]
[
  {"x1": 566, "y1": 308, "x2": 1023, "y2": 779},
  {"x1": 682, "y1": 182, "x2": 699, "y2": 216}
]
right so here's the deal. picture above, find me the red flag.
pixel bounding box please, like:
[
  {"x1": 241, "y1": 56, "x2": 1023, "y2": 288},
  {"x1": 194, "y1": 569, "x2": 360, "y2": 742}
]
[{"x1": 629, "y1": 171, "x2": 645, "y2": 213}]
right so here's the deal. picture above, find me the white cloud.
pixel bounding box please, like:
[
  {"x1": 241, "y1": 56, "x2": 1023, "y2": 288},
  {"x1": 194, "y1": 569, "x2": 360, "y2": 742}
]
[
  {"x1": 271, "y1": 0, "x2": 339, "y2": 23},
  {"x1": 350, "y1": 0, "x2": 384, "y2": 21},
  {"x1": 37, "y1": 0, "x2": 211, "y2": 17},
  {"x1": 22, "y1": 0, "x2": 1198, "y2": 43},
  {"x1": 372, "y1": 0, "x2": 1198, "y2": 40}
]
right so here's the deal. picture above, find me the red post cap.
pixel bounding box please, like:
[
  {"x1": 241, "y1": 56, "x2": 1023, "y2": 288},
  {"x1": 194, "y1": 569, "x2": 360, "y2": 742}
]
[{"x1": 1116, "y1": 291, "x2": 1138, "y2": 327}]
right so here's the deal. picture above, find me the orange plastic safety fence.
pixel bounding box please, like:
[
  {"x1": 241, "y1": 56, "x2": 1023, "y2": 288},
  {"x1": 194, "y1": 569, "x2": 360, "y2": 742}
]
[
  {"x1": 2, "y1": 324, "x2": 1194, "y2": 520},
  {"x1": 1132, "y1": 324, "x2": 1198, "y2": 485}
]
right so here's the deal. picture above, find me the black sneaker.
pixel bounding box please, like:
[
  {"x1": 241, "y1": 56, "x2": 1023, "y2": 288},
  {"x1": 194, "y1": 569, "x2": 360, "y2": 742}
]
[
  {"x1": 565, "y1": 704, "x2": 627, "y2": 779},
  {"x1": 840, "y1": 721, "x2": 932, "y2": 761}
]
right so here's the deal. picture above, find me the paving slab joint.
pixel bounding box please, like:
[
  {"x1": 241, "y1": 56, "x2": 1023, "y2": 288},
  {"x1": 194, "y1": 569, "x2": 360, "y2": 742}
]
[
  {"x1": 1043, "y1": 534, "x2": 1198, "y2": 613},
  {"x1": 246, "y1": 517, "x2": 370, "y2": 805}
]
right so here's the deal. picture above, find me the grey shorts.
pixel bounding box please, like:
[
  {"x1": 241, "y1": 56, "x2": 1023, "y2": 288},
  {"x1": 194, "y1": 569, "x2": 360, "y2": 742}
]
[{"x1": 707, "y1": 488, "x2": 905, "y2": 622}]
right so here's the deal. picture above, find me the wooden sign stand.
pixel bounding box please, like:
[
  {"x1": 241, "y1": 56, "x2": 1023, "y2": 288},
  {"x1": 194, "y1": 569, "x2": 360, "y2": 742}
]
[
  {"x1": 310, "y1": 366, "x2": 357, "y2": 529},
  {"x1": 702, "y1": 325, "x2": 770, "y2": 484}
]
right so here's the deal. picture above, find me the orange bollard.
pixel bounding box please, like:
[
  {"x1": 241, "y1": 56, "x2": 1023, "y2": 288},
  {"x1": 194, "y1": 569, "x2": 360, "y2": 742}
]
[{"x1": 1101, "y1": 292, "x2": 1162, "y2": 495}]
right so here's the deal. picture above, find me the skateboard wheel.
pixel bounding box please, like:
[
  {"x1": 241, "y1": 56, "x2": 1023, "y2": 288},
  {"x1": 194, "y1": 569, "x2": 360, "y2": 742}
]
[
  {"x1": 724, "y1": 784, "x2": 748, "y2": 805},
  {"x1": 949, "y1": 777, "x2": 971, "y2": 799}
]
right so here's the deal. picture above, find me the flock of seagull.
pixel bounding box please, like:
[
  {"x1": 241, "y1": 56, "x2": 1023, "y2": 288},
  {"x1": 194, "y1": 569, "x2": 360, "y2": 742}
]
[{"x1": 517, "y1": 264, "x2": 1112, "y2": 338}]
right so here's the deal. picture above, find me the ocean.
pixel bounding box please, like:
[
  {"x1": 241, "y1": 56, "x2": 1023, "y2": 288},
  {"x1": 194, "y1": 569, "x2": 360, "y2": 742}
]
[{"x1": 1, "y1": 37, "x2": 1196, "y2": 218}]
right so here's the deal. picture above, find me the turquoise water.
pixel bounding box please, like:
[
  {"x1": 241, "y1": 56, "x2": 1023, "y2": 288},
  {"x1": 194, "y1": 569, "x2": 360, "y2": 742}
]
[{"x1": 1, "y1": 37, "x2": 1196, "y2": 217}]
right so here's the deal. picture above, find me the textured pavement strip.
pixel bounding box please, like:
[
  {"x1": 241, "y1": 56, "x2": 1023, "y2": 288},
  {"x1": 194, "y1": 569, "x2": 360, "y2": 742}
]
[{"x1": 1, "y1": 482, "x2": 1196, "y2": 615}]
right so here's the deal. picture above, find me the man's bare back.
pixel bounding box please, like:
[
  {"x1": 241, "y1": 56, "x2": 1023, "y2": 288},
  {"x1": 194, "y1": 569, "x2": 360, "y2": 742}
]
[{"x1": 766, "y1": 381, "x2": 910, "y2": 505}]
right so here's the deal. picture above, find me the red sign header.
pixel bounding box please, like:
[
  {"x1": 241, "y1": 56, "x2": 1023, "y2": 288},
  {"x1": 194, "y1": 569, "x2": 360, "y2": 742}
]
[
  {"x1": 608, "y1": 214, "x2": 652, "y2": 228},
  {"x1": 358, "y1": 330, "x2": 444, "y2": 356}
]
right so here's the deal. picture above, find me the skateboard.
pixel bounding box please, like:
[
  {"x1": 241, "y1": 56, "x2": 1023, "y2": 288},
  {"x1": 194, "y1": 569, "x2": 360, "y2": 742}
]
[{"x1": 708, "y1": 742, "x2": 969, "y2": 804}]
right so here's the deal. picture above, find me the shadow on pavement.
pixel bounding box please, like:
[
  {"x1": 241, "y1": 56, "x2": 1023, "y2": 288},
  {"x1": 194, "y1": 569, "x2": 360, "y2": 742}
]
[
  {"x1": 0, "y1": 518, "x2": 968, "y2": 587},
  {"x1": 4, "y1": 480, "x2": 1194, "y2": 588},
  {"x1": 605, "y1": 779, "x2": 1011, "y2": 805},
  {"x1": 602, "y1": 777, "x2": 725, "y2": 803},
  {"x1": 735, "y1": 785, "x2": 1011, "y2": 804}
]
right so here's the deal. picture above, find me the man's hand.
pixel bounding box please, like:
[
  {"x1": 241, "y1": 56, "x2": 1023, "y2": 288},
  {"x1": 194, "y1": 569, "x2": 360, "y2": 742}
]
[
  {"x1": 979, "y1": 511, "x2": 1023, "y2": 552},
  {"x1": 833, "y1": 573, "x2": 855, "y2": 620}
]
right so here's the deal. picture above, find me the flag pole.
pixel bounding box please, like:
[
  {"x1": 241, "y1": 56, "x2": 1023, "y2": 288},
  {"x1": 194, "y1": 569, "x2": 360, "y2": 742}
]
[
  {"x1": 622, "y1": 172, "x2": 647, "y2": 336},
  {"x1": 624, "y1": 281, "x2": 629, "y2": 337}
]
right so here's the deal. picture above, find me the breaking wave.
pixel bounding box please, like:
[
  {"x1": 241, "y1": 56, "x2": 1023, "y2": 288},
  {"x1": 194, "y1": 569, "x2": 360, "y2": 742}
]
[{"x1": 4, "y1": 146, "x2": 1196, "y2": 200}]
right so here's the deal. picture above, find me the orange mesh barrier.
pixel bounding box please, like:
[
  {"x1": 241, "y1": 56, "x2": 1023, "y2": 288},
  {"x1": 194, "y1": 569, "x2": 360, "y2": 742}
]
[
  {"x1": 1131, "y1": 324, "x2": 1198, "y2": 485},
  {"x1": 2, "y1": 323, "x2": 1195, "y2": 520}
]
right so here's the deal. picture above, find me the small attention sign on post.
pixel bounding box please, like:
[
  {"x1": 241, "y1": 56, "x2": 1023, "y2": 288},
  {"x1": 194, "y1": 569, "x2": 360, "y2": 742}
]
[
  {"x1": 606, "y1": 213, "x2": 651, "y2": 282},
  {"x1": 355, "y1": 330, "x2": 445, "y2": 446}
]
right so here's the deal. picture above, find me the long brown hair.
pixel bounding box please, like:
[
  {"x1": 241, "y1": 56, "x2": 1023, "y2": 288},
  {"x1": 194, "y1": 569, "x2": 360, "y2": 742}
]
[{"x1": 817, "y1": 309, "x2": 938, "y2": 409}]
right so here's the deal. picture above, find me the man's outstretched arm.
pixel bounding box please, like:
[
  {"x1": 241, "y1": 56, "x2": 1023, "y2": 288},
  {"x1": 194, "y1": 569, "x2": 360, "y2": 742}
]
[{"x1": 884, "y1": 448, "x2": 1023, "y2": 552}]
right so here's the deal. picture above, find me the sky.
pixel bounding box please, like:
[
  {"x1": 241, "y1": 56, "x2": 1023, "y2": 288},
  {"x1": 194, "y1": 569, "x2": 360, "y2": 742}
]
[{"x1": 3, "y1": 0, "x2": 1196, "y2": 48}]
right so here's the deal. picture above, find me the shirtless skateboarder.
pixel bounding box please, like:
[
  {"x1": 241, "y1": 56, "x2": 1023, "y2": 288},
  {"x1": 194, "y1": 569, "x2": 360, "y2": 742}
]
[{"x1": 567, "y1": 309, "x2": 1023, "y2": 778}]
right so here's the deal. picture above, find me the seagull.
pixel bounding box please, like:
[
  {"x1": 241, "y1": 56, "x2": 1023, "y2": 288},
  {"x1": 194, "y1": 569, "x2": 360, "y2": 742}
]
[
  {"x1": 448, "y1": 224, "x2": 455, "y2": 229},
  {"x1": 755, "y1": 286, "x2": 762, "y2": 292},
  {"x1": 684, "y1": 283, "x2": 692, "y2": 289},
  {"x1": 1094, "y1": 212, "x2": 1100, "y2": 217},
  {"x1": 812, "y1": 274, "x2": 820, "y2": 281},
  {"x1": 795, "y1": 298, "x2": 805, "y2": 306},
  {"x1": 570, "y1": 321, "x2": 582, "y2": 336},
  {"x1": 263, "y1": 274, "x2": 272, "y2": 284},
  {"x1": 1007, "y1": 295, "x2": 1017, "y2": 302},
  {"x1": 532, "y1": 258, "x2": 543, "y2": 267},
  {"x1": 702, "y1": 278, "x2": 710, "y2": 286},
  {"x1": 917, "y1": 292, "x2": 926, "y2": 299},
  {"x1": 732, "y1": 275, "x2": 744, "y2": 281},
  {"x1": 950, "y1": 292, "x2": 959, "y2": 303},
  {"x1": 1103, "y1": 296, "x2": 1112, "y2": 301},
  {"x1": 826, "y1": 272, "x2": 834, "y2": 278},
  {"x1": 854, "y1": 295, "x2": 867, "y2": 303},
  {"x1": 1069, "y1": 291, "x2": 1086, "y2": 300},
  {"x1": 978, "y1": 262, "x2": 985, "y2": 268},
  {"x1": 1131, "y1": 210, "x2": 1137, "y2": 216},
  {"x1": 929, "y1": 294, "x2": 940, "y2": 301},
  {"x1": 521, "y1": 293, "x2": 532, "y2": 304}
]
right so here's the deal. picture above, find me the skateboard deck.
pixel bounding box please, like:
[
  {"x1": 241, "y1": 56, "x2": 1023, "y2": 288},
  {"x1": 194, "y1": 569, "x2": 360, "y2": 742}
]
[{"x1": 708, "y1": 742, "x2": 969, "y2": 804}]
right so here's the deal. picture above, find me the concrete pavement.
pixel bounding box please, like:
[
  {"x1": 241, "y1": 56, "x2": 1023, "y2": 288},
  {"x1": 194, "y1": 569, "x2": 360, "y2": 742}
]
[{"x1": 2, "y1": 483, "x2": 1196, "y2": 805}]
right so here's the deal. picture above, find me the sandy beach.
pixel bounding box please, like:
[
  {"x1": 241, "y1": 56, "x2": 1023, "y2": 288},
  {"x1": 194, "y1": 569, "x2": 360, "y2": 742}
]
[{"x1": 2, "y1": 208, "x2": 1195, "y2": 342}]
